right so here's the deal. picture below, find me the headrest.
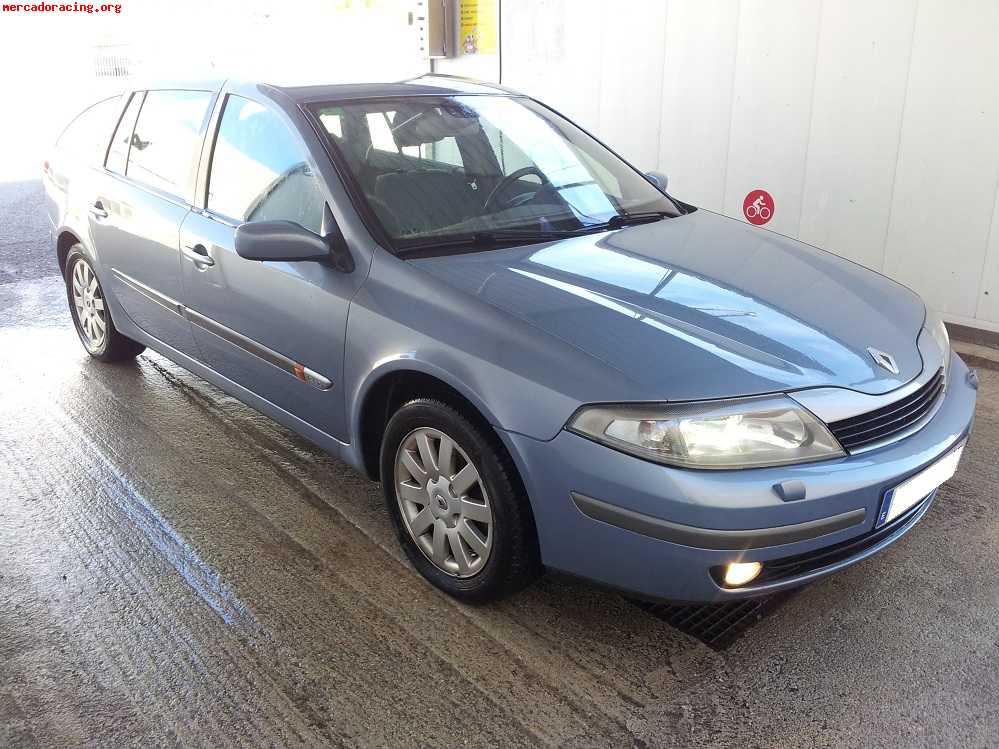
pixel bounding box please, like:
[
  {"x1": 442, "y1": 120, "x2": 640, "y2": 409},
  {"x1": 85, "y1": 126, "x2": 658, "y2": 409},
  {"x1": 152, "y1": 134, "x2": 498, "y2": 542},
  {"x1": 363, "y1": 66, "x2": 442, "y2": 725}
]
[{"x1": 390, "y1": 103, "x2": 480, "y2": 147}]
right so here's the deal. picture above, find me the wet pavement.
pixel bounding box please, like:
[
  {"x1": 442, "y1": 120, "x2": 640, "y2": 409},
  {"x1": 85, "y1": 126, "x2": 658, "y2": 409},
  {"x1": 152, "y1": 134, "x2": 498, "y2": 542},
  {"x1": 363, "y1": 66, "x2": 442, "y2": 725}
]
[{"x1": 2, "y1": 181, "x2": 999, "y2": 747}]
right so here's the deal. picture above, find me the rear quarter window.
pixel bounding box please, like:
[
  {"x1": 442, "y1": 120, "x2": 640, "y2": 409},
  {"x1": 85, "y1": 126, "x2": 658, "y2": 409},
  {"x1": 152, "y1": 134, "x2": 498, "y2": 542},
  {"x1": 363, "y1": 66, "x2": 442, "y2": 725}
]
[{"x1": 54, "y1": 96, "x2": 122, "y2": 167}]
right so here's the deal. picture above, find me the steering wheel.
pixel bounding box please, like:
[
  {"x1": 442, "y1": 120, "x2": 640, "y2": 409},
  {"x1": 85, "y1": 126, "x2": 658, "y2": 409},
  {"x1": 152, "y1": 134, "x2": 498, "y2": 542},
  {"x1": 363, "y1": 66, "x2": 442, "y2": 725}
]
[{"x1": 483, "y1": 166, "x2": 551, "y2": 212}]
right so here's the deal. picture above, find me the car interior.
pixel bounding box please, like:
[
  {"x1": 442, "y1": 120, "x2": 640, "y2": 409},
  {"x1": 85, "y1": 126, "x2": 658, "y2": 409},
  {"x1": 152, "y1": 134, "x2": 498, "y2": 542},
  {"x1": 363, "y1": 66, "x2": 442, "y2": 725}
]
[{"x1": 316, "y1": 101, "x2": 566, "y2": 239}]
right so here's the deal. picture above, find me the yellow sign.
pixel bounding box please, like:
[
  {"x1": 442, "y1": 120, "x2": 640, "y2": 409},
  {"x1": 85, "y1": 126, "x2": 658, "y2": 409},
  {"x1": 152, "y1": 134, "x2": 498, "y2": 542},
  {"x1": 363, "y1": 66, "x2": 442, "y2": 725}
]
[{"x1": 460, "y1": 0, "x2": 497, "y2": 55}]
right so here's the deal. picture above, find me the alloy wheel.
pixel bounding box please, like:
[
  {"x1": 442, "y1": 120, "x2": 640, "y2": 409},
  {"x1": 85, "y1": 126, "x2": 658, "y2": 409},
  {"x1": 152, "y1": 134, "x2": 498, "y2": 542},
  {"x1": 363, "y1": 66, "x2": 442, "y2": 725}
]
[
  {"x1": 394, "y1": 427, "x2": 493, "y2": 577},
  {"x1": 72, "y1": 258, "x2": 107, "y2": 352}
]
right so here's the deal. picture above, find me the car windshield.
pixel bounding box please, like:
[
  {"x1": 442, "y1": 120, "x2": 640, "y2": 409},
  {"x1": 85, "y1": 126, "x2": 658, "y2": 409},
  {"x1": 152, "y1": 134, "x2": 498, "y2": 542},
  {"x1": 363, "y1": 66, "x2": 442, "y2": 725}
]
[{"x1": 310, "y1": 95, "x2": 681, "y2": 252}]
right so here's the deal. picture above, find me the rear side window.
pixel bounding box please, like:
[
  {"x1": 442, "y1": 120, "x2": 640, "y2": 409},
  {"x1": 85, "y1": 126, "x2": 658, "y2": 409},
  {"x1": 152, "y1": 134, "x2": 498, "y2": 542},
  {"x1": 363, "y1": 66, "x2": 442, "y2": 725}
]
[
  {"x1": 106, "y1": 92, "x2": 144, "y2": 174},
  {"x1": 55, "y1": 96, "x2": 122, "y2": 166},
  {"x1": 125, "y1": 90, "x2": 213, "y2": 200},
  {"x1": 206, "y1": 95, "x2": 324, "y2": 234}
]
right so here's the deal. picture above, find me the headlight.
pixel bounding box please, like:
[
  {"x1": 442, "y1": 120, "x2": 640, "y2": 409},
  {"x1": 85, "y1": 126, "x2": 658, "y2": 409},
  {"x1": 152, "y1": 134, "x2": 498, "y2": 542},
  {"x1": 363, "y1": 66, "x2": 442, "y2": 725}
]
[
  {"x1": 924, "y1": 306, "x2": 951, "y2": 363},
  {"x1": 568, "y1": 396, "x2": 845, "y2": 469}
]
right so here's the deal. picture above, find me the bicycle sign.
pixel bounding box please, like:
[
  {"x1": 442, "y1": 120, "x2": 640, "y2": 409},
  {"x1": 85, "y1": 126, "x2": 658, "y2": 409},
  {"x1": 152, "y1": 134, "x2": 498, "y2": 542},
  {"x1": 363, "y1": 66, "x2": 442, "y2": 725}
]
[{"x1": 743, "y1": 189, "x2": 774, "y2": 225}]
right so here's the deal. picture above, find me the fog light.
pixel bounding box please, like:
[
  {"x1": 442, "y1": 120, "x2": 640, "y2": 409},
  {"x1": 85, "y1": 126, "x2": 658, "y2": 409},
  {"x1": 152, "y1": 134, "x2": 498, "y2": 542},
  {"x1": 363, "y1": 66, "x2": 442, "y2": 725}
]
[{"x1": 723, "y1": 561, "x2": 762, "y2": 587}]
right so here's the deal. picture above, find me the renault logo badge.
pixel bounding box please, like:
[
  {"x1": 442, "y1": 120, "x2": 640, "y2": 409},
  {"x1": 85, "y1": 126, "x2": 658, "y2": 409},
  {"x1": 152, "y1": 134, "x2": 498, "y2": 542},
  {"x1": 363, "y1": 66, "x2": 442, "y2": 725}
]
[{"x1": 867, "y1": 347, "x2": 900, "y2": 375}]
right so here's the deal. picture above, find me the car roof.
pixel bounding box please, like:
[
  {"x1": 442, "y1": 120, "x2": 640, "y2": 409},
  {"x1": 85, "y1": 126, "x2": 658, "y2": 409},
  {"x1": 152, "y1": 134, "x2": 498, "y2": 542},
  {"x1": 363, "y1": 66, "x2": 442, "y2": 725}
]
[
  {"x1": 270, "y1": 74, "x2": 523, "y2": 103},
  {"x1": 118, "y1": 74, "x2": 522, "y2": 103}
]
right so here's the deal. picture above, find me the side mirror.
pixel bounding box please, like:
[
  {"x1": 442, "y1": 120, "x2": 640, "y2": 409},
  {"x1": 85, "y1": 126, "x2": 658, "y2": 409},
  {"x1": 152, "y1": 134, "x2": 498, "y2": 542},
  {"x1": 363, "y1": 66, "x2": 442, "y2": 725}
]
[
  {"x1": 645, "y1": 171, "x2": 669, "y2": 192},
  {"x1": 235, "y1": 220, "x2": 354, "y2": 272}
]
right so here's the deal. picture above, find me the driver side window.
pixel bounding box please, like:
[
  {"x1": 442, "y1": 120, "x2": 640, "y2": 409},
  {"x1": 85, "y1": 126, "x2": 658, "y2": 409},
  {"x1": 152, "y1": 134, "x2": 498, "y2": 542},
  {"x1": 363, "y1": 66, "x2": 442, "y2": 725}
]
[
  {"x1": 207, "y1": 96, "x2": 325, "y2": 234},
  {"x1": 574, "y1": 147, "x2": 622, "y2": 200},
  {"x1": 480, "y1": 119, "x2": 532, "y2": 176}
]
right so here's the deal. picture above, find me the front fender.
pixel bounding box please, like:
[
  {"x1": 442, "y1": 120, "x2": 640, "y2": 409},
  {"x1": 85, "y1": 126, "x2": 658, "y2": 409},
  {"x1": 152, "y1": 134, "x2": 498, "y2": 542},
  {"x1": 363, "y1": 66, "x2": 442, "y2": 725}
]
[{"x1": 341, "y1": 251, "x2": 625, "y2": 452}]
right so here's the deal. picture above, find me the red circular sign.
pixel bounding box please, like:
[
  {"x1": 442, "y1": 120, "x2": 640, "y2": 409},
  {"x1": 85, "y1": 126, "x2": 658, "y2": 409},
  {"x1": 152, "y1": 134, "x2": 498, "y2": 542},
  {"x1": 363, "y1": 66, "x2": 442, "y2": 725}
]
[{"x1": 743, "y1": 189, "x2": 774, "y2": 225}]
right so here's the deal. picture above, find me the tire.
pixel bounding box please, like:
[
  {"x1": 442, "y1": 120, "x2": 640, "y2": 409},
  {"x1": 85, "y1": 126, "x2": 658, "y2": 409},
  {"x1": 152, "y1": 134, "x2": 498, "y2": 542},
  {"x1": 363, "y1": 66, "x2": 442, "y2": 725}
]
[
  {"x1": 65, "y1": 246, "x2": 145, "y2": 362},
  {"x1": 381, "y1": 398, "x2": 541, "y2": 603}
]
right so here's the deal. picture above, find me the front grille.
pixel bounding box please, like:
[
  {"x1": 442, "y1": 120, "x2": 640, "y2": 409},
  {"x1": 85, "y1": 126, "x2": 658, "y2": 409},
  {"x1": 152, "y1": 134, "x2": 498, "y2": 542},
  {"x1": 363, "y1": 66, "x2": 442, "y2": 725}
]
[{"x1": 828, "y1": 368, "x2": 945, "y2": 452}]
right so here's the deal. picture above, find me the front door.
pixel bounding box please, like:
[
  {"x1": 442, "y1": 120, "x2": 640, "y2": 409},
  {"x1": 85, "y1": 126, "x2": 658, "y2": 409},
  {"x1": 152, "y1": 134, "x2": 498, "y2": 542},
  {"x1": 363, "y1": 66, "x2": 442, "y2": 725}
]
[{"x1": 179, "y1": 94, "x2": 358, "y2": 440}]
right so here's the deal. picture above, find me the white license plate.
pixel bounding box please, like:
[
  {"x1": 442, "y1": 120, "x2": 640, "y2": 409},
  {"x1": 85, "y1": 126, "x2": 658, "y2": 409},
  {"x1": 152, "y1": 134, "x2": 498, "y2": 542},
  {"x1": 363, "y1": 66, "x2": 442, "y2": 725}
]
[{"x1": 878, "y1": 441, "x2": 965, "y2": 527}]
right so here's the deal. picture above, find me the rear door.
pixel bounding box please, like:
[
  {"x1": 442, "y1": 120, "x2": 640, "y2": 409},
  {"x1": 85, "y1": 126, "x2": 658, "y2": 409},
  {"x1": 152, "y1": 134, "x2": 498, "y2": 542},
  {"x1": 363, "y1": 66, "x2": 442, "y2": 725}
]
[
  {"x1": 179, "y1": 93, "x2": 361, "y2": 440},
  {"x1": 89, "y1": 89, "x2": 215, "y2": 354}
]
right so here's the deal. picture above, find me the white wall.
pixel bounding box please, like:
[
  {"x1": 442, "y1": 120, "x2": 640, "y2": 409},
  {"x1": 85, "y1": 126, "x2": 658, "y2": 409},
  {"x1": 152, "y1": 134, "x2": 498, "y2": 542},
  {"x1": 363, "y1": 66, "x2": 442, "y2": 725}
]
[
  {"x1": 494, "y1": 0, "x2": 999, "y2": 332},
  {"x1": 8, "y1": 0, "x2": 997, "y2": 330}
]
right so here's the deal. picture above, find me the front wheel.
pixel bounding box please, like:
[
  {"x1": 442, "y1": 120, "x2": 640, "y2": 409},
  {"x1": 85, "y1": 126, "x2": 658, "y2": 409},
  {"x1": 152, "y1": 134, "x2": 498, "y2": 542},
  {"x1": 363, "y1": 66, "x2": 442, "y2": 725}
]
[
  {"x1": 381, "y1": 399, "x2": 541, "y2": 602},
  {"x1": 65, "y1": 246, "x2": 145, "y2": 362}
]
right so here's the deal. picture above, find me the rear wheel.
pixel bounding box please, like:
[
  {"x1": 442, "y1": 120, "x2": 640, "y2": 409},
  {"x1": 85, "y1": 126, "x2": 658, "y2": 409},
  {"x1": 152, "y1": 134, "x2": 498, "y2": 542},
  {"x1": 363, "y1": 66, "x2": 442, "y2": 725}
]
[
  {"x1": 381, "y1": 399, "x2": 541, "y2": 602},
  {"x1": 65, "y1": 246, "x2": 145, "y2": 362}
]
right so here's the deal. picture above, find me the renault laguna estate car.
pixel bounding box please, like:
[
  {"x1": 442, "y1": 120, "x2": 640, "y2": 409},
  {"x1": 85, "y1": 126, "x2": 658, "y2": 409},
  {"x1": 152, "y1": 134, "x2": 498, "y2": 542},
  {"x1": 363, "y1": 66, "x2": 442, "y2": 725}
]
[{"x1": 44, "y1": 75, "x2": 977, "y2": 603}]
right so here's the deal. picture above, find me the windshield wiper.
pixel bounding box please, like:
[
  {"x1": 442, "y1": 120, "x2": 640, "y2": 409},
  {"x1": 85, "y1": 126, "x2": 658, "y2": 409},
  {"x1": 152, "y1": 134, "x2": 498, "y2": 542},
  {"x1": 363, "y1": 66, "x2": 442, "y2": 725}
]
[
  {"x1": 587, "y1": 211, "x2": 671, "y2": 231},
  {"x1": 395, "y1": 213, "x2": 671, "y2": 256},
  {"x1": 396, "y1": 229, "x2": 575, "y2": 256}
]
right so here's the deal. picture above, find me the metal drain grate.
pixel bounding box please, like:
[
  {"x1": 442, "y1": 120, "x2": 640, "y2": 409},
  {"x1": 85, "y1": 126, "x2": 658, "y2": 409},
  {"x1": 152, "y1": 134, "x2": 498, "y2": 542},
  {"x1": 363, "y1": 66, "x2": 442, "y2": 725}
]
[{"x1": 632, "y1": 590, "x2": 798, "y2": 650}]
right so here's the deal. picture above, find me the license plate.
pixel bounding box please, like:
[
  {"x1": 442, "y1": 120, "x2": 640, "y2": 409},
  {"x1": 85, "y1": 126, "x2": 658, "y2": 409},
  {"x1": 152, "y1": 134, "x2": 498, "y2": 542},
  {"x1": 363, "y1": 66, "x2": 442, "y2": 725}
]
[{"x1": 877, "y1": 441, "x2": 965, "y2": 528}]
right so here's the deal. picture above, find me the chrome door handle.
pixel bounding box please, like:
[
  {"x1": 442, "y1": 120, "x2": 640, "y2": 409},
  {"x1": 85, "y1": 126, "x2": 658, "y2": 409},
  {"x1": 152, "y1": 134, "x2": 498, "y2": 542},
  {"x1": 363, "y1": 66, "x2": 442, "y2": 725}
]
[
  {"x1": 89, "y1": 202, "x2": 108, "y2": 219},
  {"x1": 182, "y1": 243, "x2": 215, "y2": 268}
]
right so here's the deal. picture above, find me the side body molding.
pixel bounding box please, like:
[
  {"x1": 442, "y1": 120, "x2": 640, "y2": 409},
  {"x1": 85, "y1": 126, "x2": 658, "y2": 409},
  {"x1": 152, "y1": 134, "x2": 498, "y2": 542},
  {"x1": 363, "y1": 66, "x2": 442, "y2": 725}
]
[{"x1": 111, "y1": 268, "x2": 332, "y2": 390}]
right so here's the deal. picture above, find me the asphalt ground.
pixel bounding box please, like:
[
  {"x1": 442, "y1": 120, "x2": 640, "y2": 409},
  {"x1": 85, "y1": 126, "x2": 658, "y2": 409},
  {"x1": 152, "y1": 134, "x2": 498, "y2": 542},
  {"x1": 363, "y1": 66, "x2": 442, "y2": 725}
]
[{"x1": 2, "y1": 180, "x2": 998, "y2": 747}]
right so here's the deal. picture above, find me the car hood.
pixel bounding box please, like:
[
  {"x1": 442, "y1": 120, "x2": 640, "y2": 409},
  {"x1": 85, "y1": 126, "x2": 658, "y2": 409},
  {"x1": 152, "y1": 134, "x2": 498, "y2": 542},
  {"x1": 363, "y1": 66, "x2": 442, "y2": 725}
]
[{"x1": 410, "y1": 209, "x2": 926, "y2": 400}]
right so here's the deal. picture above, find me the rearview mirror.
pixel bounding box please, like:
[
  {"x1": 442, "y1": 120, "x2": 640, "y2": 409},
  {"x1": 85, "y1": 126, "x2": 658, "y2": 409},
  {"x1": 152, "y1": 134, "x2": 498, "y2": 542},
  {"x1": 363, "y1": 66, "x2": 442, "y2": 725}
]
[
  {"x1": 645, "y1": 171, "x2": 669, "y2": 192},
  {"x1": 235, "y1": 220, "x2": 353, "y2": 272}
]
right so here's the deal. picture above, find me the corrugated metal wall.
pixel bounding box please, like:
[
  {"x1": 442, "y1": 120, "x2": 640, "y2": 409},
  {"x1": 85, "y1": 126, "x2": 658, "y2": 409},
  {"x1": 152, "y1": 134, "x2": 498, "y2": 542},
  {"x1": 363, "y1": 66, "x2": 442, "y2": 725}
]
[{"x1": 495, "y1": 0, "x2": 999, "y2": 332}]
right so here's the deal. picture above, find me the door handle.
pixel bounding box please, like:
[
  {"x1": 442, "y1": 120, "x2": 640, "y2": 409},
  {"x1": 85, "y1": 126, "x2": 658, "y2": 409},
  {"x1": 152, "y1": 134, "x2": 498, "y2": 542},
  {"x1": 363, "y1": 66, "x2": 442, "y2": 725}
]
[
  {"x1": 89, "y1": 201, "x2": 108, "y2": 219},
  {"x1": 182, "y1": 243, "x2": 215, "y2": 269}
]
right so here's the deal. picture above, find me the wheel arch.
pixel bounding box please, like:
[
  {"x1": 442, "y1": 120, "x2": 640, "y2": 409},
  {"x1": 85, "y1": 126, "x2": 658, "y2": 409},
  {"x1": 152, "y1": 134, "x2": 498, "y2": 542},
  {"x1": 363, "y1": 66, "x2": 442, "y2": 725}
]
[
  {"x1": 56, "y1": 228, "x2": 83, "y2": 274},
  {"x1": 59, "y1": 233, "x2": 131, "y2": 339},
  {"x1": 353, "y1": 360, "x2": 505, "y2": 482}
]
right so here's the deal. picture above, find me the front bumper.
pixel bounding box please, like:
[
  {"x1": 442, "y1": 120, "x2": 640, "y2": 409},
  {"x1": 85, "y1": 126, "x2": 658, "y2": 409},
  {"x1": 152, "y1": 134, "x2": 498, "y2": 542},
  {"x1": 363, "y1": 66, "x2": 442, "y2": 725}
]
[{"x1": 501, "y1": 352, "x2": 977, "y2": 602}]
